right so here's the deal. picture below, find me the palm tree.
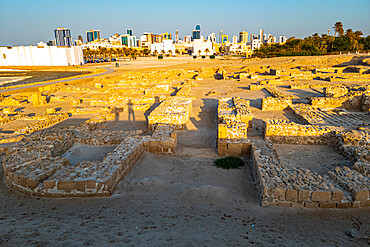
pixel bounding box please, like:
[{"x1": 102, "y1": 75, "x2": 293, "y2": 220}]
[
  {"x1": 345, "y1": 29, "x2": 355, "y2": 51},
  {"x1": 161, "y1": 49, "x2": 166, "y2": 55},
  {"x1": 107, "y1": 48, "x2": 113, "y2": 61},
  {"x1": 354, "y1": 31, "x2": 363, "y2": 52},
  {"x1": 198, "y1": 50, "x2": 201, "y2": 57},
  {"x1": 205, "y1": 48, "x2": 210, "y2": 56},
  {"x1": 333, "y1": 22, "x2": 344, "y2": 38},
  {"x1": 168, "y1": 50, "x2": 173, "y2": 57},
  {"x1": 83, "y1": 48, "x2": 91, "y2": 60},
  {"x1": 175, "y1": 49, "x2": 180, "y2": 57},
  {"x1": 153, "y1": 50, "x2": 158, "y2": 57}
]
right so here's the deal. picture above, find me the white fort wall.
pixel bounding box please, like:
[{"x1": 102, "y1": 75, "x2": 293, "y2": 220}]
[{"x1": 0, "y1": 46, "x2": 84, "y2": 66}]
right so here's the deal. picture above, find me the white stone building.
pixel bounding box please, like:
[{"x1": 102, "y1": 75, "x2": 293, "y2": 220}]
[
  {"x1": 192, "y1": 38, "x2": 214, "y2": 56},
  {"x1": 0, "y1": 45, "x2": 84, "y2": 66},
  {"x1": 150, "y1": 40, "x2": 175, "y2": 55}
]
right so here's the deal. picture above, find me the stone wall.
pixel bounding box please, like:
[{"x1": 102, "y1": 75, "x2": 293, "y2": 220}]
[
  {"x1": 261, "y1": 87, "x2": 293, "y2": 110},
  {"x1": 148, "y1": 96, "x2": 192, "y2": 131},
  {"x1": 217, "y1": 97, "x2": 253, "y2": 156},
  {"x1": 250, "y1": 139, "x2": 369, "y2": 208},
  {"x1": 263, "y1": 119, "x2": 334, "y2": 145}
]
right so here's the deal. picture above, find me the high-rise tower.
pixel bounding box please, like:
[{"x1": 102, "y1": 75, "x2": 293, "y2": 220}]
[{"x1": 54, "y1": 27, "x2": 72, "y2": 47}]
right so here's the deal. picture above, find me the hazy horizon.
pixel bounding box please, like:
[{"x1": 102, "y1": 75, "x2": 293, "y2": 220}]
[{"x1": 0, "y1": 0, "x2": 369, "y2": 46}]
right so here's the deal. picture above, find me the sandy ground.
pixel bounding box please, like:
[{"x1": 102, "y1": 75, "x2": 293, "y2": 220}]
[
  {"x1": 274, "y1": 144, "x2": 354, "y2": 175},
  {"x1": 0, "y1": 55, "x2": 369, "y2": 246}
]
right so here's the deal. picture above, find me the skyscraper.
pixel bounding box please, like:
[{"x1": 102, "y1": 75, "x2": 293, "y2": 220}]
[
  {"x1": 54, "y1": 27, "x2": 72, "y2": 47},
  {"x1": 219, "y1": 30, "x2": 223, "y2": 44},
  {"x1": 86, "y1": 29, "x2": 100, "y2": 42},
  {"x1": 175, "y1": 30, "x2": 179, "y2": 43},
  {"x1": 78, "y1": 35, "x2": 83, "y2": 43},
  {"x1": 192, "y1": 25, "x2": 201, "y2": 40},
  {"x1": 127, "y1": 29, "x2": 133, "y2": 36},
  {"x1": 239, "y1": 31, "x2": 248, "y2": 43},
  {"x1": 259, "y1": 29, "x2": 264, "y2": 43}
]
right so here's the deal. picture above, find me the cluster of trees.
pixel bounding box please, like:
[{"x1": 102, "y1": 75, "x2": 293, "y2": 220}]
[
  {"x1": 83, "y1": 47, "x2": 151, "y2": 61},
  {"x1": 255, "y1": 22, "x2": 370, "y2": 58}
]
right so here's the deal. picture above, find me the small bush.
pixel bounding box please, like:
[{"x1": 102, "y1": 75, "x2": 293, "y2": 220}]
[
  {"x1": 193, "y1": 56, "x2": 197, "y2": 59},
  {"x1": 210, "y1": 55, "x2": 215, "y2": 59},
  {"x1": 214, "y1": 156, "x2": 244, "y2": 170},
  {"x1": 158, "y1": 55, "x2": 163, "y2": 59},
  {"x1": 202, "y1": 55, "x2": 206, "y2": 59}
]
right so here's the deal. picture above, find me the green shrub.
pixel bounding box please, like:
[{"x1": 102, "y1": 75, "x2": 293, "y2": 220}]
[
  {"x1": 193, "y1": 56, "x2": 197, "y2": 59},
  {"x1": 214, "y1": 156, "x2": 244, "y2": 170},
  {"x1": 158, "y1": 55, "x2": 163, "y2": 59},
  {"x1": 202, "y1": 55, "x2": 206, "y2": 59},
  {"x1": 210, "y1": 55, "x2": 215, "y2": 59}
]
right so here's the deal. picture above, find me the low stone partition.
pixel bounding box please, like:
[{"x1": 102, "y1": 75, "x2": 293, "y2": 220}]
[
  {"x1": 310, "y1": 91, "x2": 364, "y2": 110},
  {"x1": 249, "y1": 84, "x2": 276, "y2": 90},
  {"x1": 79, "y1": 107, "x2": 117, "y2": 131},
  {"x1": 217, "y1": 97, "x2": 253, "y2": 156},
  {"x1": 3, "y1": 127, "x2": 147, "y2": 197},
  {"x1": 362, "y1": 92, "x2": 370, "y2": 112},
  {"x1": 261, "y1": 87, "x2": 293, "y2": 110},
  {"x1": 324, "y1": 86, "x2": 348, "y2": 98},
  {"x1": 144, "y1": 124, "x2": 177, "y2": 155},
  {"x1": 288, "y1": 104, "x2": 325, "y2": 125},
  {"x1": 147, "y1": 96, "x2": 192, "y2": 131},
  {"x1": 14, "y1": 113, "x2": 69, "y2": 135},
  {"x1": 262, "y1": 119, "x2": 334, "y2": 145},
  {"x1": 250, "y1": 139, "x2": 367, "y2": 208},
  {"x1": 328, "y1": 167, "x2": 369, "y2": 207},
  {"x1": 0, "y1": 113, "x2": 26, "y2": 125}
]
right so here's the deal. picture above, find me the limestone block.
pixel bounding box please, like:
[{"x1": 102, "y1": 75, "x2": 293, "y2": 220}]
[
  {"x1": 311, "y1": 190, "x2": 331, "y2": 202},
  {"x1": 285, "y1": 189, "x2": 298, "y2": 202},
  {"x1": 352, "y1": 189, "x2": 369, "y2": 201}
]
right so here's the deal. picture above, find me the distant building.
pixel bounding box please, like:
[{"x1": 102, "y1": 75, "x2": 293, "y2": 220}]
[
  {"x1": 175, "y1": 30, "x2": 179, "y2": 43},
  {"x1": 47, "y1": 40, "x2": 56, "y2": 46},
  {"x1": 239, "y1": 31, "x2": 248, "y2": 43},
  {"x1": 259, "y1": 29, "x2": 264, "y2": 43},
  {"x1": 162, "y1": 32, "x2": 172, "y2": 40},
  {"x1": 127, "y1": 29, "x2": 133, "y2": 36},
  {"x1": 208, "y1": 33, "x2": 216, "y2": 43},
  {"x1": 78, "y1": 35, "x2": 83, "y2": 43},
  {"x1": 192, "y1": 25, "x2": 201, "y2": 40},
  {"x1": 193, "y1": 38, "x2": 214, "y2": 56},
  {"x1": 219, "y1": 30, "x2": 223, "y2": 44},
  {"x1": 54, "y1": 27, "x2": 72, "y2": 47},
  {"x1": 232, "y1": 36, "x2": 238, "y2": 44},
  {"x1": 121, "y1": 35, "x2": 137, "y2": 47},
  {"x1": 279, "y1": 36, "x2": 287, "y2": 43},
  {"x1": 184, "y1": 36, "x2": 192, "y2": 43},
  {"x1": 86, "y1": 29, "x2": 100, "y2": 42},
  {"x1": 0, "y1": 46, "x2": 84, "y2": 66},
  {"x1": 252, "y1": 39, "x2": 262, "y2": 50},
  {"x1": 221, "y1": 34, "x2": 228, "y2": 44},
  {"x1": 109, "y1": 33, "x2": 121, "y2": 45},
  {"x1": 150, "y1": 39, "x2": 175, "y2": 55}
]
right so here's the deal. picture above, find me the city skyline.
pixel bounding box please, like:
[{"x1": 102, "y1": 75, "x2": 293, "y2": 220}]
[{"x1": 0, "y1": 0, "x2": 369, "y2": 46}]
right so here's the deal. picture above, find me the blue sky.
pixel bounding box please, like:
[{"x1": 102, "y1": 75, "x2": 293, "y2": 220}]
[{"x1": 0, "y1": 0, "x2": 369, "y2": 45}]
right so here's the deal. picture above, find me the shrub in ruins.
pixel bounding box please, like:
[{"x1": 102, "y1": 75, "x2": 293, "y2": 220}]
[{"x1": 214, "y1": 156, "x2": 244, "y2": 170}]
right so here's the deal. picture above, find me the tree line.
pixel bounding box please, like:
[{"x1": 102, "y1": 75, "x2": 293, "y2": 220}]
[
  {"x1": 255, "y1": 22, "x2": 370, "y2": 58},
  {"x1": 83, "y1": 47, "x2": 151, "y2": 61}
]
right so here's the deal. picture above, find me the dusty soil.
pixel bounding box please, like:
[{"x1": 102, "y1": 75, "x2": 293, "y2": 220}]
[
  {"x1": 274, "y1": 144, "x2": 354, "y2": 175},
  {"x1": 0, "y1": 71, "x2": 88, "y2": 87},
  {"x1": 61, "y1": 143, "x2": 117, "y2": 166}
]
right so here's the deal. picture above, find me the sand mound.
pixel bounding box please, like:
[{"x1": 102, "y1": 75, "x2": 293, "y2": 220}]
[
  {"x1": 180, "y1": 185, "x2": 230, "y2": 202},
  {"x1": 116, "y1": 177, "x2": 165, "y2": 194}
]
